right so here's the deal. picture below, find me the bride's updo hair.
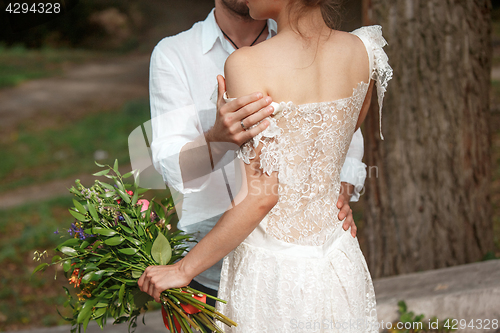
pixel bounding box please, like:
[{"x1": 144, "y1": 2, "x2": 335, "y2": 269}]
[{"x1": 289, "y1": 0, "x2": 343, "y2": 32}]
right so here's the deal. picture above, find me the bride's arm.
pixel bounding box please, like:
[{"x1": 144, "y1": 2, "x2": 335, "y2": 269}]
[
  {"x1": 138, "y1": 154, "x2": 278, "y2": 302},
  {"x1": 138, "y1": 49, "x2": 279, "y2": 302}
]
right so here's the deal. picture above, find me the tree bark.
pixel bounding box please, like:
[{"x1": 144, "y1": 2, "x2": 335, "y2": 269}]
[{"x1": 362, "y1": 0, "x2": 495, "y2": 278}]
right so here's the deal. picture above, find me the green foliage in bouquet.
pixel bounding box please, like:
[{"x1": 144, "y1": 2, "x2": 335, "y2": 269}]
[{"x1": 32, "y1": 161, "x2": 236, "y2": 333}]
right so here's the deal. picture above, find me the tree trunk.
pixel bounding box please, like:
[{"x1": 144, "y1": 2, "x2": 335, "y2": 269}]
[{"x1": 362, "y1": 0, "x2": 495, "y2": 278}]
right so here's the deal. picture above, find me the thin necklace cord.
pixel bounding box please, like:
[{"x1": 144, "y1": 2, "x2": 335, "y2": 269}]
[{"x1": 220, "y1": 22, "x2": 268, "y2": 49}]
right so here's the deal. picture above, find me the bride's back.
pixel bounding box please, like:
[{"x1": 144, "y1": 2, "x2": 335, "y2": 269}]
[
  {"x1": 225, "y1": 25, "x2": 377, "y2": 246},
  {"x1": 225, "y1": 28, "x2": 371, "y2": 105}
]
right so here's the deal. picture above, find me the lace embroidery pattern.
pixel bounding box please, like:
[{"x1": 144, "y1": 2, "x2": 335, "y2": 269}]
[
  {"x1": 236, "y1": 82, "x2": 368, "y2": 246},
  {"x1": 232, "y1": 25, "x2": 392, "y2": 245},
  {"x1": 217, "y1": 229, "x2": 379, "y2": 332}
]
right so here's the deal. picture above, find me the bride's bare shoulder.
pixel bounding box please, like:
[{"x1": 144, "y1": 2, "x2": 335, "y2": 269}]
[{"x1": 224, "y1": 41, "x2": 275, "y2": 97}]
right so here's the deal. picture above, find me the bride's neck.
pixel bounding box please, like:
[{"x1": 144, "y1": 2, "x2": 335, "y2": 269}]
[{"x1": 275, "y1": 6, "x2": 329, "y2": 37}]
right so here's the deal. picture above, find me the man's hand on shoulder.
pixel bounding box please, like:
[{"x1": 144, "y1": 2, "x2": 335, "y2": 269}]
[{"x1": 206, "y1": 75, "x2": 275, "y2": 147}]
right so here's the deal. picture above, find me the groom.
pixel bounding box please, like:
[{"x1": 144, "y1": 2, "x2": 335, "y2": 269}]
[{"x1": 148, "y1": 0, "x2": 367, "y2": 306}]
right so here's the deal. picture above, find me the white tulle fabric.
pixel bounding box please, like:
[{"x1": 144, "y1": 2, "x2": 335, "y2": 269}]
[{"x1": 216, "y1": 26, "x2": 391, "y2": 332}]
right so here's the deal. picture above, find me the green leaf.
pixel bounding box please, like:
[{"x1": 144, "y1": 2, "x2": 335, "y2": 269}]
[
  {"x1": 134, "y1": 173, "x2": 140, "y2": 189},
  {"x1": 122, "y1": 171, "x2": 134, "y2": 179},
  {"x1": 120, "y1": 225, "x2": 133, "y2": 235},
  {"x1": 113, "y1": 159, "x2": 119, "y2": 173},
  {"x1": 398, "y1": 300, "x2": 407, "y2": 313},
  {"x1": 117, "y1": 189, "x2": 131, "y2": 204},
  {"x1": 80, "y1": 240, "x2": 91, "y2": 249},
  {"x1": 118, "y1": 248, "x2": 139, "y2": 255},
  {"x1": 94, "y1": 307, "x2": 106, "y2": 319},
  {"x1": 60, "y1": 246, "x2": 78, "y2": 256},
  {"x1": 132, "y1": 270, "x2": 143, "y2": 279},
  {"x1": 151, "y1": 232, "x2": 172, "y2": 265},
  {"x1": 89, "y1": 227, "x2": 117, "y2": 237},
  {"x1": 90, "y1": 270, "x2": 107, "y2": 282},
  {"x1": 99, "y1": 191, "x2": 116, "y2": 198},
  {"x1": 56, "y1": 238, "x2": 80, "y2": 251},
  {"x1": 73, "y1": 199, "x2": 87, "y2": 214},
  {"x1": 77, "y1": 298, "x2": 98, "y2": 324},
  {"x1": 69, "y1": 209, "x2": 87, "y2": 222},
  {"x1": 93, "y1": 169, "x2": 110, "y2": 177},
  {"x1": 87, "y1": 201, "x2": 99, "y2": 222},
  {"x1": 132, "y1": 290, "x2": 153, "y2": 308},
  {"x1": 123, "y1": 213, "x2": 135, "y2": 229},
  {"x1": 118, "y1": 283, "x2": 125, "y2": 305},
  {"x1": 51, "y1": 255, "x2": 62, "y2": 264},
  {"x1": 63, "y1": 260, "x2": 72, "y2": 272},
  {"x1": 131, "y1": 191, "x2": 139, "y2": 206},
  {"x1": 91, "y1": 240, "x2": 103, "y2": 251},
  {"x1": 81, "y1": 271, "x2": 94, "y2": 285},
  {"x1": 96, "y1": 316, "x2": 104, "y2": 330},
  {"x1": 32, "y1": 263, "x2": 49, "y2": 276},
  {"x1": 104, "y1": 236, "x2": 124, "y2": 246},
  {"x1": 99, "y1": 182, "x2": 115, "y2": 191},
  {"x1": 125, "y1": 236, "x2": 141, "y2": 247},
  {"x1": 97, "y1": 253, "x2": 113, "y2": 265},
  {"x1": 95, "y1": 161, "x2": 105, "y2": 167}
]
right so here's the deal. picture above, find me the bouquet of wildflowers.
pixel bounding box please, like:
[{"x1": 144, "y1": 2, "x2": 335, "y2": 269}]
[{"x1": 32, "y1": 161, "x2": 237, "y2": 333}]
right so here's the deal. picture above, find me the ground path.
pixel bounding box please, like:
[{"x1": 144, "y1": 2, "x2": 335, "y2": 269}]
[
  {"x1": 0, "y1": 54, "x2": 150, "y2": 209},
  {"x1": 0, "y1": 54, "x2": 149, "y2": 133}
]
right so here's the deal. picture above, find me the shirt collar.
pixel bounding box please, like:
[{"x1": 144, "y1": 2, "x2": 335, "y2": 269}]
[{"x1": 202, "y1": 8, "x2": 278, "y2": 55}]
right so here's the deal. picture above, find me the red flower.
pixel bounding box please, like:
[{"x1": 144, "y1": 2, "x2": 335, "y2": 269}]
[
  {"x1": 68, "y1": 268, "x2": 82, "y2": 288},
  {"x1": 161, "y1": 292, "x2": 207, "y2": 331}
]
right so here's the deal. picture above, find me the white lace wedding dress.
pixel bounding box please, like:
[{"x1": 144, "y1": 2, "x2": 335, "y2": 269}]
[{"x1": 216, "y1": 25, "x2": 393, "y2": 333}]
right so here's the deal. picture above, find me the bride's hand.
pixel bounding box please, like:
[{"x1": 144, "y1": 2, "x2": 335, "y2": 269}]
[{"x1": 137, "y1": 261, "x2": 192, "y2": 303}]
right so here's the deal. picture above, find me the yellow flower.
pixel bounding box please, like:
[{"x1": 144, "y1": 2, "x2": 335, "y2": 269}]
[{"x1": 76, "y1": 289, "x2": 91, "y2": 301}]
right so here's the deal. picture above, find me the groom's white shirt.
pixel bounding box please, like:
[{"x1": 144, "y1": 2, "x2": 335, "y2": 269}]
[{"x1": 149, "y1": 9, "x2": 367, "y2": 290}]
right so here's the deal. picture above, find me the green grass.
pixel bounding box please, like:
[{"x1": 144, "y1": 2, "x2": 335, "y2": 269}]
[
  {"x1": 0, "y1": 196, "x2": 74, "y2": 329},
  {"x1": 0, "y1": 44, "x2": 109, "y2": 89},
  {"x1": 0, "y1": 98, "x2": 151, "y2": 192}
]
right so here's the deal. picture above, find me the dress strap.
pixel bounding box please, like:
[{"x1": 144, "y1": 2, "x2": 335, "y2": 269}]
[{"x1": 350, "y1": 25, "x2": 393, "y2": 140}]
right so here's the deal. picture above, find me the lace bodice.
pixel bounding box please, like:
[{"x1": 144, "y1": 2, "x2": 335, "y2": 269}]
[{"x1": 226, "y1": 25, "x2": 392, "y2": 246}]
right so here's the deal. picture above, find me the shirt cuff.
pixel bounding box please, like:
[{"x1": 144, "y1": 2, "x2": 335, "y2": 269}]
[{"x1": 339, "y1": 156, "x2": 367, "y2": 202}]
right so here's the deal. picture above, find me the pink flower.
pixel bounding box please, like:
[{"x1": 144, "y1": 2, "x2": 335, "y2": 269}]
[
  {"x1": 127, "y1": 190, "x2": 133, "y2": 196},
  {"x1": 137, "y1": 199, "x2": 150, "y2": 212}
]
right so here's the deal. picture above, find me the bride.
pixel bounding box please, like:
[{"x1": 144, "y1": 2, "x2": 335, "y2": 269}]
[{"x1": 139, "y1": 0, "x2": 392, "y2": 331}]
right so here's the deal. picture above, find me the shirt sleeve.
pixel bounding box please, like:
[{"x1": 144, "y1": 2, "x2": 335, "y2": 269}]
[
  {"x1": 149, "y1": 43, "x2": 212, "y2": 194},
  {"x1": 339, "y1": 128, "x2": 367, "y2": 202}
]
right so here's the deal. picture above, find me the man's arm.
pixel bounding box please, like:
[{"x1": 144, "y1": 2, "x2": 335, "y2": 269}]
[
  {"x1": 150, "y1": 44, "x2": 274, "y2": 191},
  {"x1": 149, "y1": 44, "x2": 210, "y2": 194}
]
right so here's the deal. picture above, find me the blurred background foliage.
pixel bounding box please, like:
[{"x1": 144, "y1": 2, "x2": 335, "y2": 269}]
[{"x1": 0, "y1": 0, "x2": 214, "y2": 52}]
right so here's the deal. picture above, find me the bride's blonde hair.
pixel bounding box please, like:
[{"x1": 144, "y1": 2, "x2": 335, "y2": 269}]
[{"x1": 288, "y1": 0, "x2": 342, "y2": 33}]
